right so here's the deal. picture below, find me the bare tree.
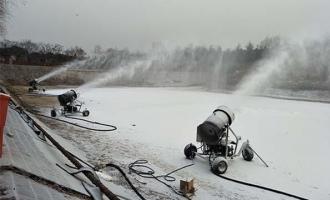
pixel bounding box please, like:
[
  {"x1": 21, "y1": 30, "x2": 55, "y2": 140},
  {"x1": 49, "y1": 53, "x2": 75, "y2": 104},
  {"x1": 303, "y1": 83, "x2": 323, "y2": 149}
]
[
  {"x1": 19, "y1": 40, "x2": 39, "y2": 53},
  {"x1": 94, "y1": 44, "x2": 102, "y2": 54},
  {"x1": 65, "y1": 46, "x2": 86, "y2": 58}
]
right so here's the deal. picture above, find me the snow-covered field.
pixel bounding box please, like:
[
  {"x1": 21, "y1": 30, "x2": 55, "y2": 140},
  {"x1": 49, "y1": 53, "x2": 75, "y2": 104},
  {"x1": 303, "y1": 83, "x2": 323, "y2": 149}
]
[{"x1": 46, "y1": 87, "x2": 330, "y2": 200}]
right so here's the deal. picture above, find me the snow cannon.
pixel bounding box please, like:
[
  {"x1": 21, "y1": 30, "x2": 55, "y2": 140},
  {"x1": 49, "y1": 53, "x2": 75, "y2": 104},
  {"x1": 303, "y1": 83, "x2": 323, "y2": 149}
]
[
  {"x1": 184, "y1": 106, "x2": 254, "y2": 174},
  {"x1": 51, "y1": 89, "x2": 89, "y2": 117},
  {"x1": 197, "y1": 106, "x2": 235, "y2": 145},
  {"x1": 58, "y1": 89, "x2": 78, "y2": 106},
  {"x1": 28, "y1": 79, "x2": 45, "y2": 93}
]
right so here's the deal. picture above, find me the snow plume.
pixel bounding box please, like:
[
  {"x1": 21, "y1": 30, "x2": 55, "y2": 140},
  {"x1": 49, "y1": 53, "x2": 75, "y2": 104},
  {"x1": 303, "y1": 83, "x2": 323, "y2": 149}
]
[
  {"x1": 77, "y1": 46, "x2": 173, "y2": 91},
  {"x1": 77, "y1": 44, "x2": 225, "y2": 90},
  {"x1": 235, "y1": 37, "x2": 330, "y2": 96},
  {"x1": 77, "y1": 59, "x2": 153, "y2": 92},
  {"x1": 37, "y1": 60, "x2": 81, "y2": 82},
  {"x1": 234, "y1": 50, "x2": 289, "y2": 95},
  {"x1": 36, "y1": 51, "x2": 132, "y2": 83}
]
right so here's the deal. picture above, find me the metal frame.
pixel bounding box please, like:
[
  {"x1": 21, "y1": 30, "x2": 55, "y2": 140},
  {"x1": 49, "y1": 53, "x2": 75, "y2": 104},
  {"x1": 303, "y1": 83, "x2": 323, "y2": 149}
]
[
  {"x1": 195, "y1": 125, "x2": 248, "y2": 164},
  {"x1": 61, "y1": 99, "x2": 84, "y2": 115}
]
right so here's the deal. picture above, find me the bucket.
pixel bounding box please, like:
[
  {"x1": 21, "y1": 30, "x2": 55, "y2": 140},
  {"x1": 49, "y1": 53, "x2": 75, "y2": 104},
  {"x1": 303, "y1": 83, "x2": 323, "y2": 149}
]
[{"x1": 0, "y1": 93, "x2": 10, "y2": 157}]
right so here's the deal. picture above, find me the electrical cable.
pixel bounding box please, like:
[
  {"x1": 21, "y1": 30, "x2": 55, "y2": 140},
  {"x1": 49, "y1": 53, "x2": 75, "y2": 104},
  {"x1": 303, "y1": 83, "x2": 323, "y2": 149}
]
[
  {"x1": 30, "y1": 112, "x2": 117, "y2": 132},
  {"x1": 212, "y1": 172, "x2": 309, "y2": 200},
  {"x1": 10, "y1": 104, "x2": 117, "y2": 132},
  {"x1": 127, "y1": 159, "x2": 194, "y2": 200},
  {"x1": 106, "y1": 163, "x2": 146, "y2": 200},
  {"x1": 67, "y1": 151, "x2": 97, "y2": 170}
]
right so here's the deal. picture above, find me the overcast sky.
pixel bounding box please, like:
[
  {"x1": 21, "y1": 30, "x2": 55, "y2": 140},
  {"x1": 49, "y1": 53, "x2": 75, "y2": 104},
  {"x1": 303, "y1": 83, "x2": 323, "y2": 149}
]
[{"x1": 5, "y1": 0, "x2": 330, "y2": 52}]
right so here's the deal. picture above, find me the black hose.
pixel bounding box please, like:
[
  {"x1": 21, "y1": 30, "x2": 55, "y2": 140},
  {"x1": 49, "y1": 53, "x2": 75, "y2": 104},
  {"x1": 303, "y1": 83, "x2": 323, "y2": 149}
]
[
  {"x1": 67, "y1": 151, "x2": 96, "y2": 170},
  {"x1": 212, "y1": 171, "x2": 309, "y2": 200},
  {"x1": 128, "y1": 159, "x2": 194, "y2": 199},
  {"x1": 106, "y1": 163, "x2": 146, "y2": 200},
  {"x1": 31, "y1": 112, "x2": 117, "y2": 132}
]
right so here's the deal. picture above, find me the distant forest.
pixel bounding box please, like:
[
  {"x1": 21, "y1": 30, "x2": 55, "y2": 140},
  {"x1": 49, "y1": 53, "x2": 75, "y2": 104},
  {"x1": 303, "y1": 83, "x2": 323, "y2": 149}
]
[
  {"x1": 2, "y1": 36, "x2": 329, "y2": 91},
  {"x1": 0, "y1": 40, "x2": 86, "y2": 66},
  {"x1": 86, "y1": 36, "x2": 330, "y2": 91},
  {"x1": 81, "y1": 37, "x2": 282, "y2": 87}
]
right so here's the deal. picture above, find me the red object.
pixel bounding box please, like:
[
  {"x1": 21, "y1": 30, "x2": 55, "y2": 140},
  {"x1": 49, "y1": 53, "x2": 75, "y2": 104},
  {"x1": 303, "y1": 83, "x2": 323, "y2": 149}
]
[{"x1": 0, "y1": 93, "x2": 10, "y2": 158}]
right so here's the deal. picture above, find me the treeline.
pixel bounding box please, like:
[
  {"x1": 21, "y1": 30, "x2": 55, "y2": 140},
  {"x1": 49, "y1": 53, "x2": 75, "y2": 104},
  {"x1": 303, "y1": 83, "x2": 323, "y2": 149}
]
[
  {"x1": 89, "y1": 37, "x2": 281, "y2": 89},
  {"x1": 81, "y1": 47, "x2": 145, "y2": 70},
  {"x1": 149, "y1": 37, "x2": 280, "y2": 88},
  {"x1": 0, "y1": 40, "x2": 86, "y2": 66},
  {"x1": 3, "y1": 36, "x2": 328, "y2": 91},
  {"x1": 89, "y1": 36, "x2": 330, "y2": 91}
]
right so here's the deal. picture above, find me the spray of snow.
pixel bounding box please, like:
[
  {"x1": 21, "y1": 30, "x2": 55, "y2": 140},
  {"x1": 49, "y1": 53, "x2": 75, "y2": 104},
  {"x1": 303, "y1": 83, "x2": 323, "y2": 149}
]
[
  {"x1": 78, "y1": 45, "x2": 227, "y2": 90},
  {"x1": 37, "y1": 59, "x2": 82, "y2": 82},
  {"x1": 77, "y1": 46, "x2": 180, "y2": 91},
  {"x1": 234, "y1": 50, "x2": 289, "y2": 95},
  {"x1": 77, "y1": 59, "x2": 153, "y2": 92},
  {"x1": 234, "y1": 37, "x2": 330, "y2": 96},
  {"x1": 210, "y1": 53, "x2": 225, "y2": 90},
  {"x1": 36, "y1": 53, "x2": 118, "y2": 83}
]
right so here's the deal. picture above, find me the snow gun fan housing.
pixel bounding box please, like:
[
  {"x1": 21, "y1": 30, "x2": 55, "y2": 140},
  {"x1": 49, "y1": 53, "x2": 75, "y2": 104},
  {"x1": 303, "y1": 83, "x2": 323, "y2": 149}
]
[
  {"x1": 184, "y1": 106, "x2": 254, "y2": 174},
  {"x1": 58, "y1": 89, "x2": 78, "y2": 106},
  {"x1": 51, "y1": 89, "x2": 90, "y2": 117},
  {"x1": 197, "y1": 106, "x2": 235, "y2": 145}
]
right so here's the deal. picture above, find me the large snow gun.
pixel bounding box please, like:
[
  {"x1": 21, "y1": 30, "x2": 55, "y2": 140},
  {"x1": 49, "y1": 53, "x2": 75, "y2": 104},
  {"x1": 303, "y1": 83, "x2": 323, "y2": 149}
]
[
  {"x1": 51, "y1": 89, "x2": 89, "y2": 117},
  {"x1": 28, "y1": 79, "x2": 46, "y2": 93},
  {"x1": 184, "y1": 106, "x2": 255, "y2": 174}
]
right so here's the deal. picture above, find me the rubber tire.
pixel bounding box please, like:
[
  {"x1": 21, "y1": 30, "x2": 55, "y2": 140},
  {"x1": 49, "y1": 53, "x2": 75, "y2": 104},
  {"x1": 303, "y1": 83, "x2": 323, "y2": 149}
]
[
  {"x1": 184, "y1": 143, "x2": 197, "y2": 159},
  {"x1": 51, "y1": 109, "x2": 56, "y2": 117},
  {"x1": 82, "y1": 110, "x2": 90, "y2": 117},
  {"x1": 242, "y1": 146, "x2": 254, "y2": 161},
  {"x1": 211, "y1": 157, "x2": 228, "y2": 174}
]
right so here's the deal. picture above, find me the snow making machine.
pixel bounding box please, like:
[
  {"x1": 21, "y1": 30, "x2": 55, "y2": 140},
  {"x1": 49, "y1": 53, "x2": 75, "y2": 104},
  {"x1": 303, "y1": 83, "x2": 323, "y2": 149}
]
[
  {"x1": 184, "y1": 106, "x2": 254, "y2": 174},
  {"x1": 28, "y1": 79, "x2": 46, "y2": 93},
  {"x1": 50, "y1": 89, "x2": 90, "y2": 117}
]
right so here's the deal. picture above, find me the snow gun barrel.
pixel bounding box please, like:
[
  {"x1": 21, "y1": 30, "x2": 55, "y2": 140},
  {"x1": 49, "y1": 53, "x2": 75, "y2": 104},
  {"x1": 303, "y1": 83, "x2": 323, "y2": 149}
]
[
  {"x1": 197, "y1": 106, "x2": 235, "y2": 145},
  {"x1": 58, "y1": 89, "x2": 78, "y2": 106}
]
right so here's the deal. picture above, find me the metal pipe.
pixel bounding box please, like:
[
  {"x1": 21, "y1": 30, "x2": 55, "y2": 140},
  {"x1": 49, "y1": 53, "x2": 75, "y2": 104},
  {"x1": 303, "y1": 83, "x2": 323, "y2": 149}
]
[
  {"x1": 250, "y1": 147, "x2": 269, "y2": 167},
  {"x1": 228, "y1": 126, "x2": 239, "y2": 155},
  {"x1": 225, "y1": 126, "x2": 229, "y2": 159}
]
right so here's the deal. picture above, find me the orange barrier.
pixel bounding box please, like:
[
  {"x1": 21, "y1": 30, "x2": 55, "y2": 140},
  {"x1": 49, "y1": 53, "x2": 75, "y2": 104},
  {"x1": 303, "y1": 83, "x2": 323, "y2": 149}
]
[{"x1": 0, "y1": 93, "x2": 10, "y2": 157}]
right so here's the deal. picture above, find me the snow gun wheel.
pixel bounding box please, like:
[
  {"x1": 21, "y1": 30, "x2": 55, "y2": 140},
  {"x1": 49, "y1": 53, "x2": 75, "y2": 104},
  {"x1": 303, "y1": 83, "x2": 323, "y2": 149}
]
[
  {"x1": 184, "y1": 143, "x2": 197, "y2": 159},
  {"x1": 242, "y1": 145, "x2": 254, "y2": 161},
  {"x1": 82, "y1": 110, "x2": 90, "y2": 117},
  {"x1": 51, "y1": 109, "x2": 56, "y2": 117},
  {"x1": 211, "y1": 157, "x2": 228, "y2": 174}
]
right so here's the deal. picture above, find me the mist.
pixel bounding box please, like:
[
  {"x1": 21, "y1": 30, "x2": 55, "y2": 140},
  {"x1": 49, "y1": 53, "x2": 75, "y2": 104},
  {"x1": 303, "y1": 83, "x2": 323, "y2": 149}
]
[
  {"x1": 70, "y1": 36, "x2": 330, "y2": 103},
  {"x1": 235, "y1": 37, "x2": 330, "y2": 96},
  {"x1": 7, "y1": 0, "x2": 330, "y2": 52}
]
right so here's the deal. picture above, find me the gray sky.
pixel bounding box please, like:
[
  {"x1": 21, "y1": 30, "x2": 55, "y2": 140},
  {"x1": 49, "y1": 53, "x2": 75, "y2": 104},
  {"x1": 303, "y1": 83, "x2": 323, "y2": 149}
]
[{"x1": 5, "y1": 0, "x2": 330, "y2": 52}]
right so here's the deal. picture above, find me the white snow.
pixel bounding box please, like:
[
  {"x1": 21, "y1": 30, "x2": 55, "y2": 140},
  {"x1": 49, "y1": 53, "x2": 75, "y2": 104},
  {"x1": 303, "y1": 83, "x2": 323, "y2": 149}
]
[{"x1": 45, "y1": 87, "x2": 330, "y2": 200}]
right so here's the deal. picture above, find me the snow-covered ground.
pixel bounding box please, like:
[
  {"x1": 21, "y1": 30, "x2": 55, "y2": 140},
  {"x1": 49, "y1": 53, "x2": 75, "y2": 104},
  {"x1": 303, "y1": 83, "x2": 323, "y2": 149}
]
[{"x1": 45, "y1": 87, "x2": 330, "y2": 200}]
